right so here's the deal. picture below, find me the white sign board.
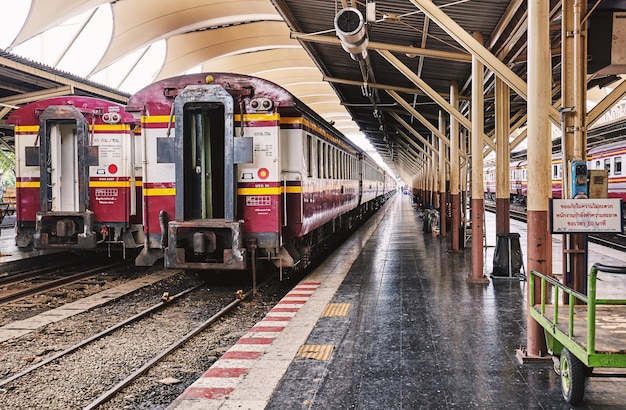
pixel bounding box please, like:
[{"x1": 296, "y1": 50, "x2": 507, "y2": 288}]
[{"x1": 550, "y1": 198, "x2": 623, "y2": 234}]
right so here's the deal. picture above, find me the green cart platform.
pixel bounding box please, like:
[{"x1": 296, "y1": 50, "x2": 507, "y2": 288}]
[{"x1": 529, "y1": 263, "x2": 626, "y2": 405}]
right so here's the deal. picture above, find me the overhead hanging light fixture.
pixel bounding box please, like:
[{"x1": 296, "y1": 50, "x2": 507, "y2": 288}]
[{"x1": 334, "y1": 7, "x2": 368, "y2": 61}]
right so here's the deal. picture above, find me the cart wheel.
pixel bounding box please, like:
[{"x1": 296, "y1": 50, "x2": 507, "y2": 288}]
[{"x1": 560, "y1": 348, "x2": 585, "y2": 405}]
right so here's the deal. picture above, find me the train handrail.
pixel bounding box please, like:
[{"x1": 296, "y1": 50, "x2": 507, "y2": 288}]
[
  {"x1": 281, "y1": 170, "x2": 303, "y2": 227},
  {"x1": 530, "y1": 263, "x2": 626, "y2": 356}
]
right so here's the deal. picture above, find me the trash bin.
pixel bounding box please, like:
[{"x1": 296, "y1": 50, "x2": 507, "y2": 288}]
[{"x1": 492, "y1": 232, "x2": 524, "y2": 278}]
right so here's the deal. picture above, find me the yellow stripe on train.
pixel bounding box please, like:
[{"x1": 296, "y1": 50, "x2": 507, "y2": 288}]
[
  {"x1": 238, "y1": 187, "x2": 282, "y2": 195},
  {"x1": 15, "y1": 124, "x2": 129, "y2": 132},
  {"x1": 144, "y1": 187, "x2": 176, "y2": 196},
  {"x1": 237, "y1": 186, "x2": 302, "y2": 195},
  {"x1": 143, "y1": 113, "x2": 281, "y2": 124},
  {"x1": 16, "y1": 181, "x2": 40, "y2": 188},
  {"x1": 90, "y1": 181, "x2": 131, "y2": 188}
]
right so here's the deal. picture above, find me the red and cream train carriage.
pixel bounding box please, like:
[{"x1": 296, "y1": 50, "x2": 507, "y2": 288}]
[
  {"x1": 8, "y1": 96, "x2": 143, "y2": 253},
  {"x1": 127, "y1": 73, "x2": 394, "y2": 271}
]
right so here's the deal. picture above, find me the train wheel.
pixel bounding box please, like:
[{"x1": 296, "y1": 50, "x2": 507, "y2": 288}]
[{"x1": 560, "y1": 348, "x2": 585, "y2": 405}]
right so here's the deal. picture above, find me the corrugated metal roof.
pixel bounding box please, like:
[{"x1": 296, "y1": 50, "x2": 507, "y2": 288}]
[
  {"x1": 270, "y1": 0, "x2": 570, "y2": 176},
  {"x1": 0, "y1": 0, "x2": 618, "y2": 180}
]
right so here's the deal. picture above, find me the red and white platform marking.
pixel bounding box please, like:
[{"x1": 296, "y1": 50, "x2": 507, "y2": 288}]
[
  {"x1": 172, "y1": 282, "x2": 320, "y2": 404},
  {"x1": 168, "y1": 200, "x2": 391, "y2": 410}
]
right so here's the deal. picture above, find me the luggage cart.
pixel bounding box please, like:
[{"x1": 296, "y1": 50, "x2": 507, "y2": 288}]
[{"x1": 529, "y1": 263, "x2": 626, "y2": 405}]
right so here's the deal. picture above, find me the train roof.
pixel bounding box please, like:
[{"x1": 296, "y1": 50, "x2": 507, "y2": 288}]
[
  {"x1": 125, "y1": 72, "x2": 397, "y2": 176},
  {"x1": 587, "y1": 139, "x2": 626, "y2": 156},
  {"x1": 127, "y1": 73, "x2": 293, "y2": 115},
  {"x1": 127, "y1": 72, "x2": 368, "y2": 153},
  {"x1": 6, "y1": 95, "x2": 135, "y2": 126}
]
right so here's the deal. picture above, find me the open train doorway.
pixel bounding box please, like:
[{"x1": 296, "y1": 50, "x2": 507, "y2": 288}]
[
  {"x1": 165, "y1": 84, "x2": 245, "y2": 269},
  {"x1": 35, "y1": 106, "x2": 98, "y2": 248},
  {"x1": 48, "y1": 123, "x2": 79, "y2": 212},
  {"x1": 181, "y1": 103, "x2": 225, "y2": 221}
]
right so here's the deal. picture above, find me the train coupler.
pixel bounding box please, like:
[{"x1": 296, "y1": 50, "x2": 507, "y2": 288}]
[
  {"x1": 164, "y1": 219, "x2": 246, "y2": 270},
  {"x1": 33, "y1": 210, "x2": 96, "y2": 249}
]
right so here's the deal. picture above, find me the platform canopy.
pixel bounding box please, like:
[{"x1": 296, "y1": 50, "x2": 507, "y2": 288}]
[{"x1": 0, "y1": 0, "x2": 623, "y2": 182}]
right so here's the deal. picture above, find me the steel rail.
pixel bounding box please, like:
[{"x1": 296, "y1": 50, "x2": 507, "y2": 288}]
[
  {"x1": 484, "y1": 203, "x2": 626, "y2": 252},
  {"x1": 0, "y1": 260, "x2": 83, "y2": 286},
  {"x1": 0, "y1": 261, "x2": 128, "y2": 305},
  {"x1": 0, "y1": 284, "x2": 200, "y2": 388},
  {"x1": 82, "y1": 287, "x2": 255, "y2": 410}
]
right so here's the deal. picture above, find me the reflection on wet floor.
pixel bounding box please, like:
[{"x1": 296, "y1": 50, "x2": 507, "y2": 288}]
[{"x1": 267, "y1": 195, "x2": 626, "y2": 409}]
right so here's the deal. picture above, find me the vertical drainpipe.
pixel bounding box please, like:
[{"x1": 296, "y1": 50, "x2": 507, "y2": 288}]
[
  {"x1": 438, "y1": 111, "x2": 447, "y2": 237},
  {"x1": 526, "y1": 0, "x2": 551, "y2": 358},
  {"x1": 468, "y1": 31, "x2": 489, "y2": 284},
  {"x1": 449, "y1": 81, "x2": 461, "y2": 251},
  {"x1": 495, "y1": 77, "x2": 511, "y2": 234},
  {"x1": 561, "y1": 0, "x2": 588, "y2": 299},
  {"x1": 431, "y1": 149, "x2": 436, "y2": 208}
]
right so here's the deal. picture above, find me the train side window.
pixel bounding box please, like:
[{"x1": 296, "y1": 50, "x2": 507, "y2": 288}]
[
  {"x1": 323, "y1": 143, "x2": 328, "y2": 178},
  {"x1": 604, "y1": 158, "x2": 611, "y2": 175},
  {"x1": 317, "y1": 141, "x2": 322, "y2": 178},
  {"x1": 307, "y1": 134, "x2": 313, "y2": 177},
  {"x1": 552, "y1": 165, "x2": 558, "y2": 179},
  {"x1": 157, "y1": 138, "x2": 176, "y2": 163},
  {"x1": 324, "y1": 144, "x2": 328, "y2": 178},
  {"x1": 24, "y1": 146, "x2": 39, "y2": 166},
  {"x1": 595, "y1": 160, "x2": 601, "y2": 170},
  {"x1": 340, "y1": 152, "x2": 344, "y2": 179},
  {"x1": 616, "y1": 156, "x2": 622, "y2": 176}
]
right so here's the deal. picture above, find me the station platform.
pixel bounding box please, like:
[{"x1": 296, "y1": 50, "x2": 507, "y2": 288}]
[{"x1": 168, "y1": 195, "x2": 626, "y2": 409}]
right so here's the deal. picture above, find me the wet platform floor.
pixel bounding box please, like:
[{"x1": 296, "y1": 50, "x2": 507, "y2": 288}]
[{"x1": 265, "y1": 196, "x2": 626, "y2": 409}]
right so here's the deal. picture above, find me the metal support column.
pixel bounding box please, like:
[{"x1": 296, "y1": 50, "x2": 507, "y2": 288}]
[
  {"x1": 439, "y1": 111, "x2": 447, "y2": 237},
  {"x1": 468, "y1": 31, "x2": 489, "y2": 284},
  {"x1": 561, "y1": 0, "x2": 588, "y2": 298},
  {"x1": 495, "y1": 77, "x2": 511, "y2": 234},
  {"x1": 524, "y1": 0, "x2": 551, "y2": 358},
  {"x1": 449, "y1": 81, "x2": 461, "y2": 251}
]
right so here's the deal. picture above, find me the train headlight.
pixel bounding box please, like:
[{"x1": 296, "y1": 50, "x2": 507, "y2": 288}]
[{"x1": 250, "y1": 98, "x2": 274, "y2": 111}]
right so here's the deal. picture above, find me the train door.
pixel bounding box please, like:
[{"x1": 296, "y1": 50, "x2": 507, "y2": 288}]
[
  {"x1": 165, "y1": 84, "x2": 246, "y2": 269},
  {"x1": 35, "y1": 106, "x2": 97, "y2": 248},
  {"x1": 181, "y1": 104, "x2": 225, "y2": 220},
  {"x1": 49, "y1": 124, "x2": 79, "y2": 212}
]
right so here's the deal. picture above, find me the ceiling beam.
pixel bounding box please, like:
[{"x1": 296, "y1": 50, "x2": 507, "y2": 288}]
[
  {"x1": 291, "y1": 32, "x2": 472, "y2": 62},
  {"x1": 0, "y1": 85, "x2": 75, "y2": 105},
  {"x1": 0, "y1": 55, "x2": 128, "y2": 103},
  {"x1": 409, "y1": 0, "x2": 560, "y2": 124}
]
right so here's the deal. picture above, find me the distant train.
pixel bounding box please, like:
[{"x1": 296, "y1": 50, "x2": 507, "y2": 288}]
[
  {"x1": 484, "y1": 140, "x2": 626, "y2": 203},
  {"x1": 8, "y1": 73, "x2": 396, "y2": 273},
  {"x1": 8, "y1": 96, "x2": 144, "y2": 255}
]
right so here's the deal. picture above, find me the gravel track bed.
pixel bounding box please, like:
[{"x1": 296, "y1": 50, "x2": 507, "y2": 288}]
[
  {"x1": 0, "y1": 264, "x2": 155, "y2": 327},
  {"x1": 0, "y1": 269, "x2": 296, "y2": 409}
]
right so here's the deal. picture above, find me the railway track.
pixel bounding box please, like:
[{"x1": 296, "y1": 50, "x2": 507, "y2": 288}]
[
  {"x1": 0, "y1": 260, "x2": 129, "y2": 306},
  {"x1": 83, "y1": 286, "x2": 254, "y2": 409},
  {"x1": 0, "y1": 266, "x2": 291, "y2": 409},
  {"x1": 484, "y1": 202, "x2": 626, "y2": 252},
  {"x1": 0, "y1": 285, "x2": 203, "y2": 389}
]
